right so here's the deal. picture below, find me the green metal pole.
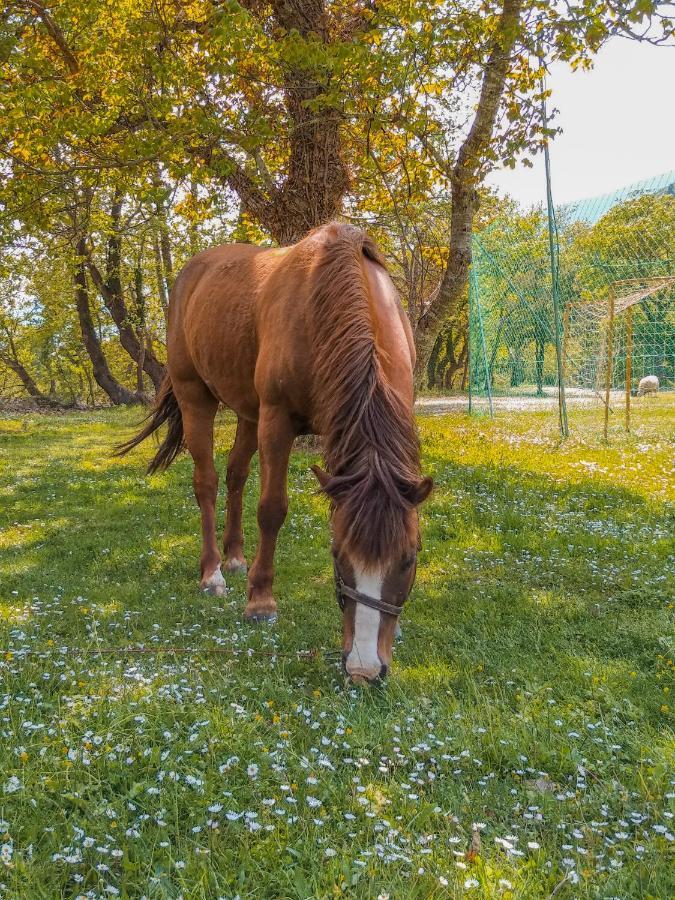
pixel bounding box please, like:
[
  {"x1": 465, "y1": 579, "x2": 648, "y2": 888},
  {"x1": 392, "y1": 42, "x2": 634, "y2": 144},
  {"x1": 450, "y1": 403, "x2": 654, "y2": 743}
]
[
  {"x1": 468, "y1": 321, "x2": 473, "y2": 414},
  {"x1": 471, "y1": 263, "x2": 494, "y2": 418},
  {"x1": 468, "y1": 263, "x2": 473, "y2": 414},
  {"x1": 541, "y1": 71, "x2": 569, "y2": 438}
]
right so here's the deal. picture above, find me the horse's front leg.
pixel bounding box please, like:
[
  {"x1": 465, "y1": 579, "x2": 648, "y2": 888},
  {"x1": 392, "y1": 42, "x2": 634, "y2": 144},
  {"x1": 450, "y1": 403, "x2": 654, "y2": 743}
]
[{"x1": 245, "y1": 406, "x2": 295, "y2": 621}]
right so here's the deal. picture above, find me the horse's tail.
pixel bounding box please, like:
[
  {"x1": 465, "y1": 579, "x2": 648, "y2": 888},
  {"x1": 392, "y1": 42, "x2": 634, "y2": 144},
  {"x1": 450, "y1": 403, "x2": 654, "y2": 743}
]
[{"x1": 114, "y1": 375, "x2": 184, "y2": 474}]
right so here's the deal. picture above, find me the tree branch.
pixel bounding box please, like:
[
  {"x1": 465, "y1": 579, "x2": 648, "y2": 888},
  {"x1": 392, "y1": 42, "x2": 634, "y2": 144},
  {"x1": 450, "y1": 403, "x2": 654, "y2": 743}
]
[{"x1": 19, "y1": 0, "x2": 79, "y2": 74}]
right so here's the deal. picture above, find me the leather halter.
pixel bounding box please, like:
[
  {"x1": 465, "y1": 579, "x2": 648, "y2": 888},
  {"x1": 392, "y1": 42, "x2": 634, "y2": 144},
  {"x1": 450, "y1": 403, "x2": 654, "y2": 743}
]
[{"x1": 333, "y1": 560, "x2": 405, "y2": 618}]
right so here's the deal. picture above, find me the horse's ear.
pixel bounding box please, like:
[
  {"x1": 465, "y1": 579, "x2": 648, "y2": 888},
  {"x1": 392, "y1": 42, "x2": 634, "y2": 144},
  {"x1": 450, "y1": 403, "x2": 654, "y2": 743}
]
[
  {"x1": 412, "y1": 476, "x2": 433, "y2": 506},
  {"x1": 310, "y1": 464, "x2": 331, "y2": 490}
]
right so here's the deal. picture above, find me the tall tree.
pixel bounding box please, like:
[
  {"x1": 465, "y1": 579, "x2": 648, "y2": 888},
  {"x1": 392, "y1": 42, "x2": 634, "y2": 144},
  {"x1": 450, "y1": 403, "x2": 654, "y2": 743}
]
[
  {"x1": 83, "y1": 190, "x2": 165, "y2": 392},
  {"x1": 1, "y1": 0, "x2": 672, "y2": 394},
  {"x1": 73, "y1": 243, "x2": 139, "y2": 405}
]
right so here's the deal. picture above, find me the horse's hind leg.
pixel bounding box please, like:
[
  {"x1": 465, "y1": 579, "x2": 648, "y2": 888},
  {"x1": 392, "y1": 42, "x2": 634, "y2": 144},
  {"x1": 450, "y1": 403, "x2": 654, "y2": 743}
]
[
  {"x1": 173, "y1": 379, "x2": 223, "y2": 595},
  {"x1": 223, "y1": 417, "x2": 257, "y2": 573}
]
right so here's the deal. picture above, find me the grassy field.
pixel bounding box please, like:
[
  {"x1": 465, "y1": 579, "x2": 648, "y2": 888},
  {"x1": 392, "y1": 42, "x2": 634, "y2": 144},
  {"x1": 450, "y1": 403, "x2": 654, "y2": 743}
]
[{"x1": 0, "y1": 399, "x2": 673, "y2": 899}]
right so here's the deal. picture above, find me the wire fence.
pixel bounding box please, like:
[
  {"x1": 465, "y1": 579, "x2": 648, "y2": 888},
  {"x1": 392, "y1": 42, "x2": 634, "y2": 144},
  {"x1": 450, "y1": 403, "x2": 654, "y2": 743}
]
[{"x1": 468, "y1": 171, "x2": 675, "y2": 435}]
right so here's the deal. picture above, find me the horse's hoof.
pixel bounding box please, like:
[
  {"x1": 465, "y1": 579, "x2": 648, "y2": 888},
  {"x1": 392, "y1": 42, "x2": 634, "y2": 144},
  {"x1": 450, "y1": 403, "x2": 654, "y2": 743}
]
[
  {"x1": 202, "y1": 568, "x2": 227, "y2": 597},
  {"x1": 224, "y1": 558, "x2": 248, "y2": 575},
  {"x1": 244, "y1": 606, "x2": 277, "y2": 623},
  {"x1": 244, "y1": 611, "x2": 277, "y2": 624}
]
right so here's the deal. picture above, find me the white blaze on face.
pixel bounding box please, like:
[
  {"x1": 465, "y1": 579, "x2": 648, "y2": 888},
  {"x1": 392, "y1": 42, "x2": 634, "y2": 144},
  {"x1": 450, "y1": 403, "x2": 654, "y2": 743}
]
[{"x1": 344, "y1": 567, "x2": 383, "y2": 679}]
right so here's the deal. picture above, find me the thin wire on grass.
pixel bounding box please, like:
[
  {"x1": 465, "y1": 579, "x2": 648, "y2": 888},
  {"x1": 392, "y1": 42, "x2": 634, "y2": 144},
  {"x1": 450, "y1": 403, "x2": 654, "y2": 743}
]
[{"x1": 1, "y1": 646, "x2": 343, "y2": 660}]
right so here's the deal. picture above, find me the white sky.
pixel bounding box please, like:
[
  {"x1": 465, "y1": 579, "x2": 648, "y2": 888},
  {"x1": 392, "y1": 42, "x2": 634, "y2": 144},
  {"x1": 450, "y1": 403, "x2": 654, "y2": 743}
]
[{"x1": 487, "y1": 38, "x2": 675, "y2": 208}]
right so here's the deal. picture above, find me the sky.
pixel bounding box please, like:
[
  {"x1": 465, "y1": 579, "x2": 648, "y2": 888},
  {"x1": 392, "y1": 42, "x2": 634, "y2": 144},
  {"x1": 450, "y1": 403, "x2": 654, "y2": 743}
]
[{"x1": 487, "y1": 38, "x2": 675, "y2": 208}]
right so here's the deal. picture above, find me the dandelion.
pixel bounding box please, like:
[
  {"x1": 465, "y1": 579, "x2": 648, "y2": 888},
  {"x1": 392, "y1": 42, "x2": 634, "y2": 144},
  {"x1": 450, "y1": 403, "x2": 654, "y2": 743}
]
[
  {"x1": 306, "y1": 797, "x2": 322, "y2": 808},
  {"x1": 1, "y1": 843, "x2": 13, "y2": 866},
  {"x1": 324, "y1": 848, "x2": 337, "y2": 858},
  {"x1": 464, "y1": 877, "x2": 479, "y2": 889},
  {"x1": 247, "y1": 763, "x2": 259, "y2": 780}
]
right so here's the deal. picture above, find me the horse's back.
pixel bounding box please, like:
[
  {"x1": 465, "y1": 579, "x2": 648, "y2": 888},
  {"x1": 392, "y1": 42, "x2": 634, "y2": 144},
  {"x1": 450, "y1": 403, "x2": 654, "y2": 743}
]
[{"x1": 166, "y1": 225, "x2": 413, "y2": 427}]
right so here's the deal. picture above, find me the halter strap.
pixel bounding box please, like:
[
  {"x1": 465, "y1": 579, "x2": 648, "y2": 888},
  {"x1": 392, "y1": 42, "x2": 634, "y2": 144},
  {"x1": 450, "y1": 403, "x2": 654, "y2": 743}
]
[{"x1": 333, "y1": 562, "x2": 405, "y2": 618}]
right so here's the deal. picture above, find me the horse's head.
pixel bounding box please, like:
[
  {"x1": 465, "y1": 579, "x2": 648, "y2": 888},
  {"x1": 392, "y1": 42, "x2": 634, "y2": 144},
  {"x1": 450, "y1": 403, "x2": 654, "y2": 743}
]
[{"x1": 312, "y1": 465, "x2": 432, "y2": 684}]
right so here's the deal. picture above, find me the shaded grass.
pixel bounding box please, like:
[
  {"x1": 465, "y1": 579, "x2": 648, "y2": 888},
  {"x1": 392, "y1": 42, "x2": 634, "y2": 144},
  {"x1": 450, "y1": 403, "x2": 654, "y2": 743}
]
[{"x1": 0, "y1": 398, "x2": 673, "y2": 898}]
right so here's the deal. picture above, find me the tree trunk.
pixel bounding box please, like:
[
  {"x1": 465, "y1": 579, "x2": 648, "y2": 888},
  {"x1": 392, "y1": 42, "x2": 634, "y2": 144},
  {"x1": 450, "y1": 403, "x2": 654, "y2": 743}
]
[
  {"x1": 73, "y1": 247, "x2": 138, "y2": 406},
  {"x1": 0, "y1": 328, "x2": 56, "y2": 405},
  {"x1": 426, "y1": 334, "x2": 444, "y2": 389},
  {"x1": 153, "y1": 233, "x2": 169, "y2": 324},
  {"x1": 152, "y1": 169, "x2": 174, "y2": 290},
  {"x1": 510, "y1": 349, "x2": 524, "y2": 387},
  {"x1": 215, "y1": 0, "x2": 353, "y2": 245},
  {"x1": 1, "y1": 354, "x2": 47, "y2": 402},
  {"x1": 84, "y1": 366, "x2": 96, "y2": 406},
  {"x1": 412, "y1": 0, "x2": 523, "y2": 383},
  {"x1": 84, "y1": 194, "x2": 165, "y2": 392},
  {"x1": 134, "y1": 264, "x2": 147, "y2": 395},
  {"x1": 159, "y1": 227, "x2": 174, "y2": 289},
  {"x1": 86, "y1": 253, "x2": 165, "y2": 392},
  {"x1": 413, "y1": 178, "x2": 476, "y2": 385}
]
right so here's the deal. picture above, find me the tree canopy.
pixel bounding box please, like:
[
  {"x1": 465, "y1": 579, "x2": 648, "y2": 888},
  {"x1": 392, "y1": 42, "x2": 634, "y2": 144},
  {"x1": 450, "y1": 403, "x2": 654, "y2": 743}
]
[{"x1": 0, "y1": 0, "x2": 671, "y2": 403}]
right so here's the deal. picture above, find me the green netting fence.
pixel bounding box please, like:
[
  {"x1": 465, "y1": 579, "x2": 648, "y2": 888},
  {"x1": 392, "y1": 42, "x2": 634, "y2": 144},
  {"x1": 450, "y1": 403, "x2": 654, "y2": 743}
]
[{"x1": 468, "y1": 171, "x2": 675, "y2": 434}]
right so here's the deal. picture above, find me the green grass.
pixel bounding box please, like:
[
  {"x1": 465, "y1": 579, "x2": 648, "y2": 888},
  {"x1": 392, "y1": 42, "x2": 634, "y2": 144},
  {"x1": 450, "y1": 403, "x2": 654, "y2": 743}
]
[{"x1": 0, "y1": 398, "x2": 673, "y2": 899}]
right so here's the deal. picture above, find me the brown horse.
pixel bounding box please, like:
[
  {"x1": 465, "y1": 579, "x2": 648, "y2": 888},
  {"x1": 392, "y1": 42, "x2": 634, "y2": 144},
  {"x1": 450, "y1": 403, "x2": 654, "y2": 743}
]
[{"x1": 118, "y1": 222, "x2": 432, "y2": 683}]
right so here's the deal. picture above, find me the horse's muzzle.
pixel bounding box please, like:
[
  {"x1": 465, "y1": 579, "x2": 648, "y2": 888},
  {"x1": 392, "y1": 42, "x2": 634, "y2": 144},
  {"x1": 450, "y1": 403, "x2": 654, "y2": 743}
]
[{"x1": 342, "y1": 653, "x2": 388, "y2": 684}]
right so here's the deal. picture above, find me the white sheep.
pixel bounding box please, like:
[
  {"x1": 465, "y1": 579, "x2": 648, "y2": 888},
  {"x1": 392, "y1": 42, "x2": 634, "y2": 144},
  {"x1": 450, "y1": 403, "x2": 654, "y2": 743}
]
[{"x1": 637, "y1": 375, "x2": 659, "y2": 396}]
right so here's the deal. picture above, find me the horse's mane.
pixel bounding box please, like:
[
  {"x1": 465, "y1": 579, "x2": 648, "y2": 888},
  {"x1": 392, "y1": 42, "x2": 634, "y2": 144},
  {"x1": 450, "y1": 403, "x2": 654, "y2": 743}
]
[{"x1": 309, "y1": 223, "x2": 421, "y2": 565}]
